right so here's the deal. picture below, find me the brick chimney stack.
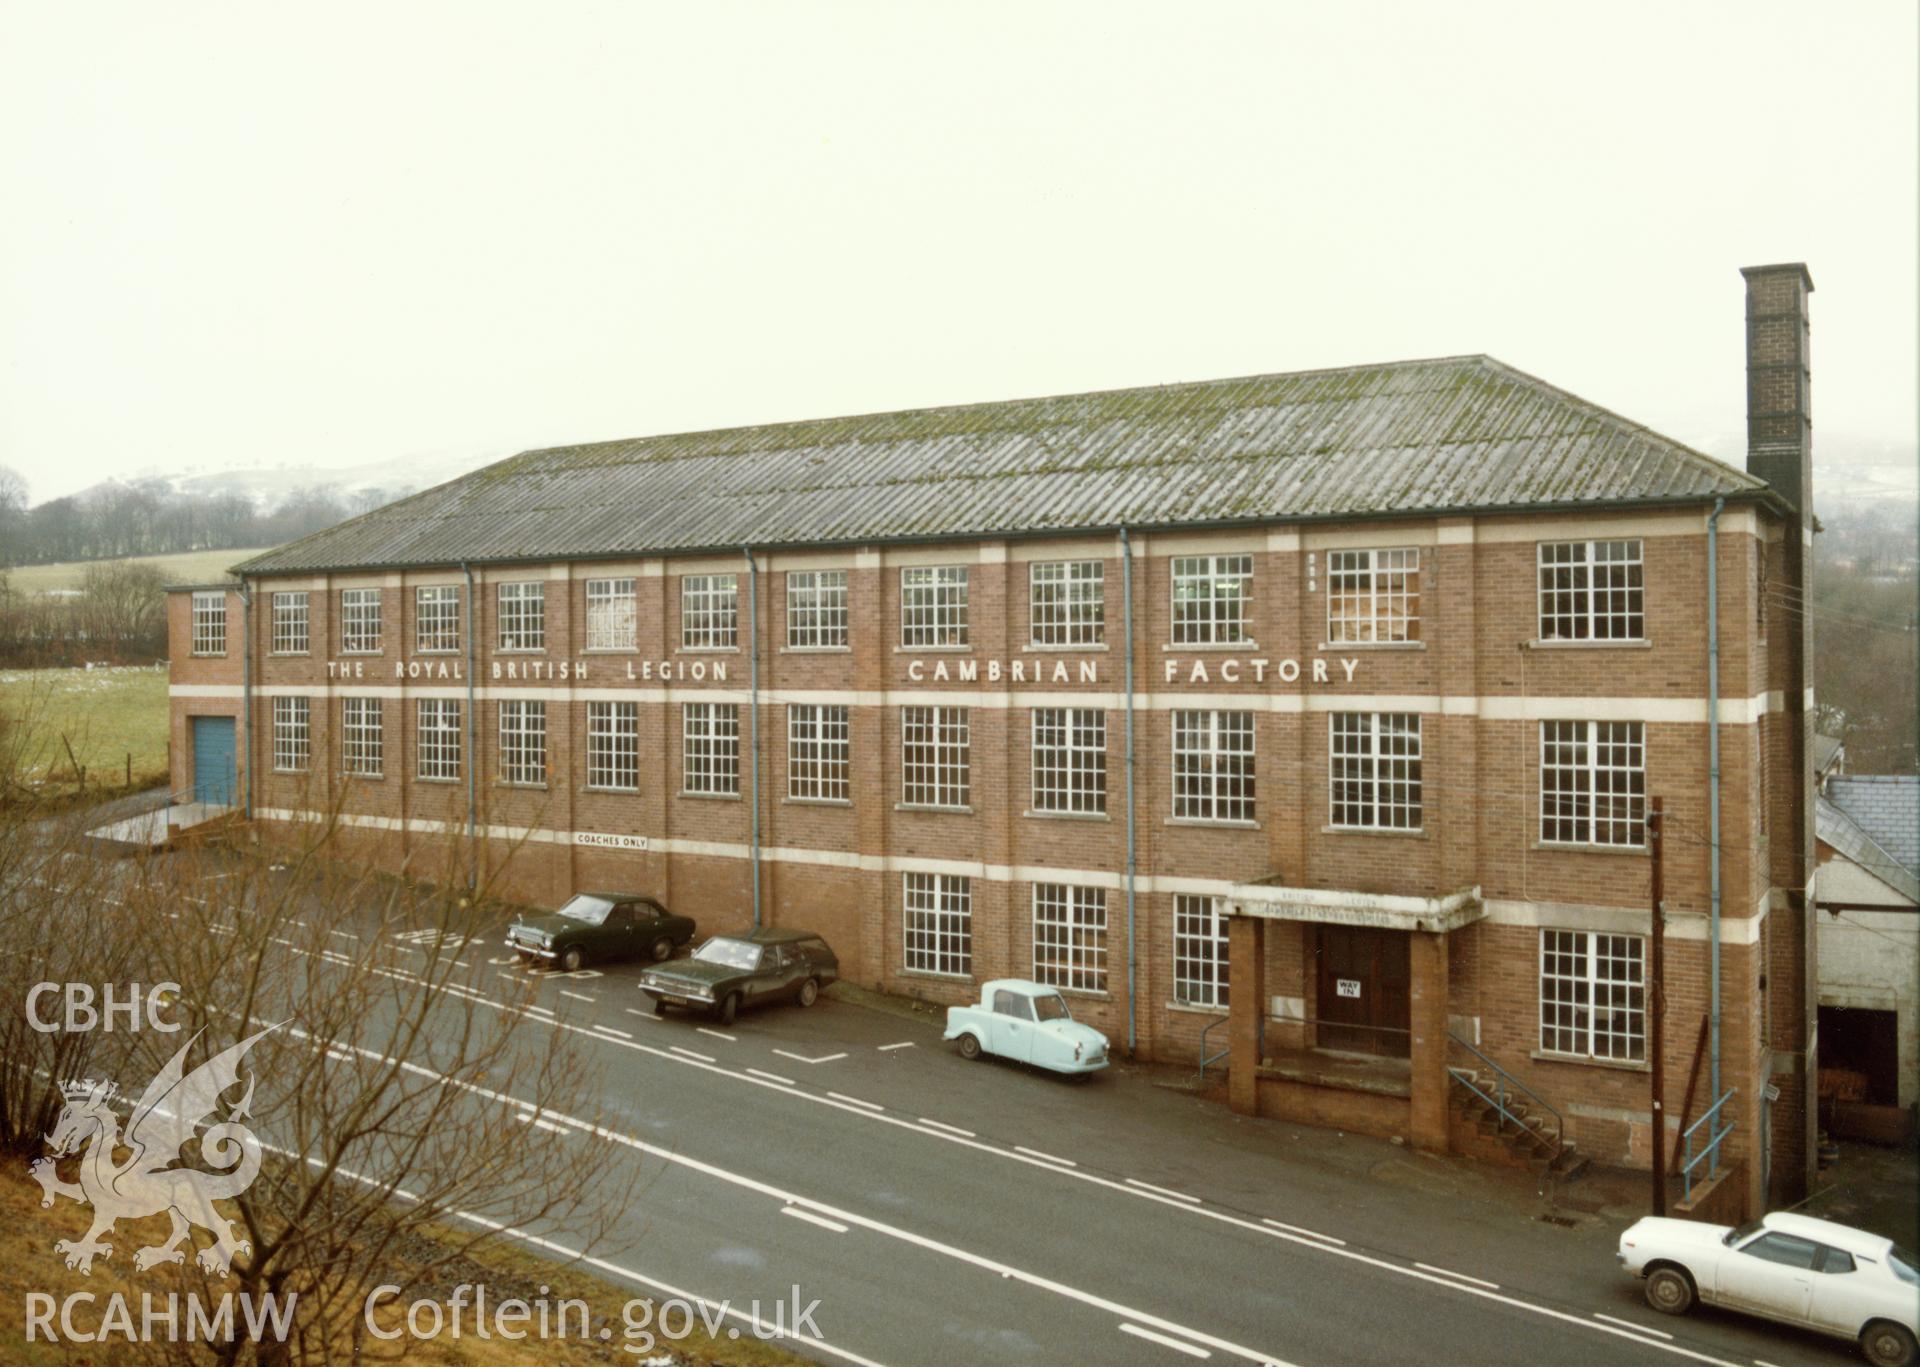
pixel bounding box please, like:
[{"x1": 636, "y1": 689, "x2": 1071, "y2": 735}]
[
  {"x1": 1743, "y1": 263, "x2": 1814, "y2": 509},
  {"x1": 1742, "y1": 261, "x2": 1818, "y2": 1207}
]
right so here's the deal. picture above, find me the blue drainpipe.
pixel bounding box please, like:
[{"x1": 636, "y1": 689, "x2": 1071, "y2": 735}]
[
  {"x1": 1707, "y1": 498, "x2": 1725, "y2": 1159},
  {"x1": 745, "y1": 547, "x2": 761, "y2": 930},
  {"x1": 1122, "y1": 527, "x2": 1138, "y2": 1057}
]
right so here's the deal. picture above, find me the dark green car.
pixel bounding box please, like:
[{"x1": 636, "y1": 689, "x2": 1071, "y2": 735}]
[
  {"x1": 504, "y1": 892, "x2": 697, "y2": 972},
  {"x1": 636, "y1": 928, "x2": 839, "y2": 1025}
]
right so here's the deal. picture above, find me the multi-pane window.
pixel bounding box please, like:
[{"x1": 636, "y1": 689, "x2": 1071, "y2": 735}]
[
  {"x1": 681, "y1": 575, "x2": 738, "y2": 649},
  {"x1": 416, "y1": 698, "x2": 463, "y2": 781},
  {"x1": 904, "y1": 872, "x2": 972, "y2": 977},
  {"x1": 191, "y1": 592, "x2": 227, "y2": 656},
  {"x1": 497, "y1": 582, "x2": 546, "y2": 652},
  {"x1": 901, "y1": 566, "x2": 969, "y2": 648},
  {"x1": 585, "y1": 578, "x2": 637, "y2": 651},
  {"x1": 498, "y1": 700, "x2": 547, "y2": 786},
  {"x1": 1329, "y1": 713, "x2": 1423, "y2": 830},
  {"x1": 416, "y1": 586, "x2": 461, "y2": 653},
  {"x1": 1539, "y1": 930, "x2": 1645, "y2": 1061},
  {"x1": 1172, "y1": 710, "x2": 1255, "y2": 822},
  {"x1": 901, "y1": 706, "x2": 970, "y2": 808},
  {"x1": 788, "y1": 704, "x2": 851, "y2": 802},
  {"x1": 1327, "y1": 548, "x2": 1420, "y2": 643},
  {"x1": 271, "y1": 592, "x2": 310, "y2": 654},
  {"x1": 586, "y1": 700, "x2": 639, "y2": 792},
  {"x1": 271, "y1": 696, "x2": 310, "y2": 772},
  {"x1": 1030, "y1": 560, "x2": 1105, "y2": 646},
  {"x1": 1538, "y1": 540, "x2": 1644, "y2": 641},
  {"x1": 1032, "y1": 884, "x2": 1107, "y2": 993},
  {"x1": 340, "y1": 588, "x2": 383, "y2": 653},
  {"x1": 1173, "y1": 895, "x2": 1230, "y2": 1008},
  {"x1": 1172, "y1": 555, "x2": 1252, "y2": 645},
  {"x1": 1540, "y1": 720, "x2": 1646, "y2": 847},
  {"x1": 1031, "y1": 708, "x2": 1107, "y2": 814},
  {"x1": 683, "y1": 702, "x2": 741, "y2": 795},
  {"x1": 787, "y1": 570, "x2": 849, "y2": 649},
  {"x1": 341, "y1": 697, "x2": 383, "y2": 777}
]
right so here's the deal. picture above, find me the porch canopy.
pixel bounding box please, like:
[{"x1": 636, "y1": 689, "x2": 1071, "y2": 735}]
[{"x1": 1221, "y1": 882, "x2": 1483, "y2": 933}]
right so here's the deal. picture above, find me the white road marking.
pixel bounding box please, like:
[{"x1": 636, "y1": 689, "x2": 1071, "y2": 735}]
[
  {"x1": 781, "y1": 1207, "x2": 850, "y2": 1234},
  {"x1": 1593, "y1": 1313, "x2": 1672, "y2": 1340},
  {"x1": 1415, "y1": 1263, "x2": 1499, "y2": 1290},
  {"x1": 623, "y1": 1007, "x2": 658, "y2": 1022},
  {"x1": 670, "y1": 1046, "x2": 717, "y2": 1064},
  {"x1": 696, "y1": 1027, "x2": 737, "y2": 1042},
  {"x1": 593, "y1": 1025, "x2": 634, "y2": 1040},
  {"x1": 827, "y1": 1092, "x2": 883, "y2": 1112},
  {"x1": 516, "y1": 1114, "x2": 567, "y2": 1135},
  {"x1": 453, "y1": 960, "x2": 471, "y2": 970},
  {"x1": 1261, "y1": 1219, "x2": 1345, "y2": 1247},
  {"x1": 559, "y1": 990, "x2": 596, "y2": 1003},
  {"x1": 918, "y1": 1118, "x2": 975, "y2": 1138},
  {"x1": 774, "y1": 1049, "x2": 848, "y2": 1065},
  {"x1": 1120, "y1": 1323, "x2": 1211, "y2": 1359},
  {"x1": 288, "y1": 1029, "x2": 1297, "y2": 1367},
  {"x1": 272, "y1": 936, "x2": 1744, "y2": 1367},
  {"x1": 329, "y1": 930, "x2": 359, "y2": 940},
  {"x1": 1014, "y1": 1146, "x2": 1077, "y2": 1168},
  {"x1": 1126, "y1": 1178, "x2": 1200, "y2": 1204},
  {"x1": 877, "y1": 1042, "x2": 915, "y2": 1051},
  {"x1": 747, "y1": 1069, "x2": 796, "y2": 1087}
]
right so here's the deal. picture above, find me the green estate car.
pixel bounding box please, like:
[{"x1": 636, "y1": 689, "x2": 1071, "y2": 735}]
[
  {"x1": 505, "y1": 892, "x2": 697, "y2": 972},
  {"x1": 636, "y1": 928, "x2": 839, "y2": 1025}
]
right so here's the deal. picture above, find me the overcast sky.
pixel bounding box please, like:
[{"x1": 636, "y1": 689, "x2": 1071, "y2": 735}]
[{"x1": 2, "y1": 2, "x2": 1914, "y2": 508}]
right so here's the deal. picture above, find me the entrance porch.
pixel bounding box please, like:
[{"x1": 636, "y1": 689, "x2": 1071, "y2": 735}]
[{"x1": 1219, "y1": 882, "x2": 1482, "y2": 1153}]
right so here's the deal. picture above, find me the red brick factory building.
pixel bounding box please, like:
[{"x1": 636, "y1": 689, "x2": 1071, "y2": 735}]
[{"x1": 169, "y1": 265, "x2": 1820, "y2": 1213}]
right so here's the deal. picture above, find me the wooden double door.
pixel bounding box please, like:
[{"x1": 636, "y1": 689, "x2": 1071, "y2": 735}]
[{"x1": 1315, "y1": 925, "x2": 1411, "y2": 1057}]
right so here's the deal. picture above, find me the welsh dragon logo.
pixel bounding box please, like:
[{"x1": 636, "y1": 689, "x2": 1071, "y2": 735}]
[{"x1": 29, "y1": 1024, "x2": 279, "y2": 1277}]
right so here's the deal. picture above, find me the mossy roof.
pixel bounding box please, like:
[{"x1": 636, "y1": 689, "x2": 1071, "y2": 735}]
[{"x1": 236, "y1": 354, "x2": 1771, "y2": 574}]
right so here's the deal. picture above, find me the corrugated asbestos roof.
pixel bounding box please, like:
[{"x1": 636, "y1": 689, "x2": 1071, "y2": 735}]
[{"x1": 235, "y1": 355, "x2": 1772, "y2": 575}]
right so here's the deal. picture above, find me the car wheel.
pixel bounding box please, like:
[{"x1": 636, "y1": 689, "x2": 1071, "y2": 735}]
[
  {"x1": 558, "y1": 945, "x2": 586, "y2": 973},
  {"x1": 717, "y1": 992, "x2": 740, "y2": 1027},
  {"x1": 1862, "y1": 1321, "x2": 1919, "y2": 1367},
  {"x1": 797, "y1": 978, "x2": 819, "y2": 1008},
  {"x1": 1643, "y1": 1266, "x2": 1695, "y2": 1316},
  {"x1": 649, "y1": 937, "x2": 674, "y2": 963},
  {"x1": 958, "y1": 1033, "x2": 983, "y2": 1061}
]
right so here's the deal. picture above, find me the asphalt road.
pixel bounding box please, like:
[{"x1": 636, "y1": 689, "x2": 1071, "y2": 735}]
[{"x1": 97, "y1": 852, "x2": 1877, "y2": 1366}]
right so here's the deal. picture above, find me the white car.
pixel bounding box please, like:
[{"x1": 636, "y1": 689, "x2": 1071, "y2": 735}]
[{"x1": 1618, "y1": 1211, "x2": 1919, "y2": 1365}]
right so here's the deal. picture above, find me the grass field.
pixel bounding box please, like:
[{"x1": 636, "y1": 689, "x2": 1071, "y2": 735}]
[
  {"x1": 4, "y1": 547, "x2": 271, "y2": 594},
  {"x1": 0, "y1": 664, "x2": 170, "y2": 796}
]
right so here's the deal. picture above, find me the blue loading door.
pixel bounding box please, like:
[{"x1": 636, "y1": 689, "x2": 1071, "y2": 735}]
[{"x1": 191, "y1": 716, "x2": 236, "y2": 806}]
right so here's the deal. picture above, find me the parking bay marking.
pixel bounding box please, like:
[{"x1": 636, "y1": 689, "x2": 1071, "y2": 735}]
[
  {"x1": 877, "y1": 1042, "x2": 915, "y2": 1052},
  {"x1": 281, "y1": 944, "x2": 1747, "y2": 1367},
  {"x1": 773, "y1": 1049, "x2": 848, "y2": 1065},
  {"x1": 559, "y1": 990, "x2": 597, "y2": 1004},
  {"x1": 1593, "y1": 1313, "x2": 1672, "y2": 1340},
  {"x1": 1414, "y1": 1262, "x2": 1499, "y2": 1291},
  {"x1": 1120, "y1": 1323, "x2": 1210, "y2": 1360},
  {"x1": 696, "y1": 1027, "x2": 737, "y2": 1042},
  {"x1": 781, "y1": 1207, "x2": 849, "y2": 1234}
]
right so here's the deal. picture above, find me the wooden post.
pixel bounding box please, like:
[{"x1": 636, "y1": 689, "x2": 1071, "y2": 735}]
[
  {"x1": 1675, "y1": 1014, "x2": 1711, "y2": 1191},
  {"x1": 1648, "y1": 797, "x2": 1667, "y2": 1215}
]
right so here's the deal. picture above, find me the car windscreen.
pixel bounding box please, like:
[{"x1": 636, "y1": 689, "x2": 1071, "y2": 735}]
[
  {"x1": 694, "y1": 939, "x2": 761, "y2": 970},
  {"x1": 1722, "y1": 1218, "x2": 1766, "y2": 1247},
  {"x1": 1033, "y1": 993, "x2": 1071, "y2": 1022},
  {"x1": 557, "y1": 895, "x2": 615, "y2": 925},
  {"x1": 1891, "y1": 1246, "x2": 1919, "y2": 1285}
]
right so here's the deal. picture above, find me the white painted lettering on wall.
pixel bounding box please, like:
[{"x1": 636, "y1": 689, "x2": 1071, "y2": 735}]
[
  {"x1": 394, "y1": 660, "x2": 464, "y2": 679},
  {"x1": 906, "y1": 659, "x2": 1100, "y2": 685},
  {"x1": 575, "y1": 831, "x2": 648, "y2": 851},
  {"x1": 1161, "y1": 657, "x2": 1361, "y2": 686}
]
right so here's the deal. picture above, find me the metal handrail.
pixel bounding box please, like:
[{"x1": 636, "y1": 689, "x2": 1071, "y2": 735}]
[
  {"x1": 1680, "y1": 1087, "x2": 1737, "y2": 1202},
  {"x1": 1446, "y1": 1033, "x2": 1564, "y2": 1156},
  {"x1": 1198, "y1": 1014, "x2": 1231, "y2": 1076}
]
